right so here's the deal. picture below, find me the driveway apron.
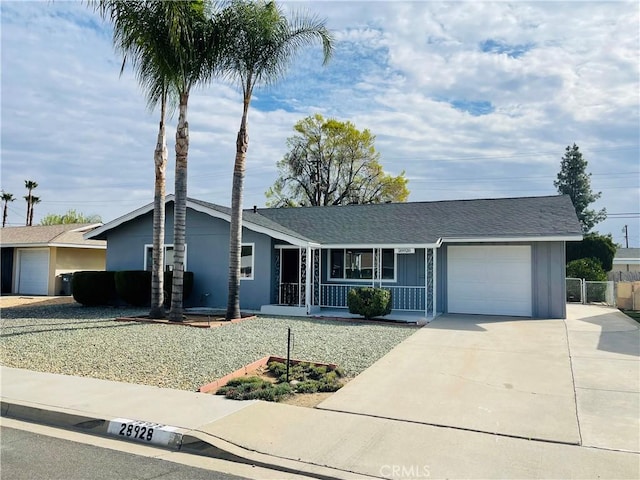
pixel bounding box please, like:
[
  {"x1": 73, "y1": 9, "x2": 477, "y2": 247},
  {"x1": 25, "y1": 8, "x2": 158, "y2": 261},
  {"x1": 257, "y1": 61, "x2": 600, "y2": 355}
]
[
  {"x1": 565, "y1": 304, "x2": 640, "y2": 452},
  {"x1": 318, "y1": 315, "x2": 581, "y2": 444}
]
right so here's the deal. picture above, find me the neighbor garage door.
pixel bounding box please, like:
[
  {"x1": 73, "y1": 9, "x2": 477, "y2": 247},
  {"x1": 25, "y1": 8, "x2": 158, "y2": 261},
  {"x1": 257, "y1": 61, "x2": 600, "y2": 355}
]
[
  {"x1": 447, "y1": 245, "x2": 532, "y2": 317},
  {"x1": 17, "y1": 249, "x2": 49, "y2": 295}
]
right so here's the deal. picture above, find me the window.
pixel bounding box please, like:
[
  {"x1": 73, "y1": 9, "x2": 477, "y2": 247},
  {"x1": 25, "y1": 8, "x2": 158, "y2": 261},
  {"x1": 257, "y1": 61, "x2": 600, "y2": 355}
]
[
  {"x1": 329, "y1": 248, "x2": 396, "y2": 281},
  {"x1": 241, "y1": 244, "x2": 254, "y2": 280},
  {"x1": 144, "y1": 245, "x2": 181, "y2": 271}
]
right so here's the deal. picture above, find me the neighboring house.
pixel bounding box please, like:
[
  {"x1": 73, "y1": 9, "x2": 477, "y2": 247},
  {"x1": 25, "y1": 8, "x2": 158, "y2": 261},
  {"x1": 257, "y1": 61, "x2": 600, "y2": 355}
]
[
  {"x1": 1, "y1": 224, "x2": 106, "y2": 296},
  {"x1": 86, "y1": 194, "x2": 582, "y2": 320},
  {"x1": 612, "y1": 248, "x2": 640, "y2": 273}
]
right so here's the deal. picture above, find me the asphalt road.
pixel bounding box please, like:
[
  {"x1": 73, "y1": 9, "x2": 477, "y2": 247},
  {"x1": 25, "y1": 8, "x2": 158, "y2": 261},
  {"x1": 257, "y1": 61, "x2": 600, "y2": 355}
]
[{"x1": 1, "y1": 425, "x2": 248, "y2": 480}]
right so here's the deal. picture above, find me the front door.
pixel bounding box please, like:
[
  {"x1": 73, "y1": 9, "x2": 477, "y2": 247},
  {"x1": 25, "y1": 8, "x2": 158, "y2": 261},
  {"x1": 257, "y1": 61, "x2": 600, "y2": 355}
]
[{"x1": 280, "y1": 249, "x2": 300, "y2": 305}]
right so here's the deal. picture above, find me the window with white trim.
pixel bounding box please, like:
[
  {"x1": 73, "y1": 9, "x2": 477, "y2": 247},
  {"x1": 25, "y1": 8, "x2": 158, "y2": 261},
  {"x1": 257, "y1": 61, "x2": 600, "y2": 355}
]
[
  {"x1": 329, "y1": 248, "x2": 396, "y2": 281},
  {"x1": 144, "y1": 244, "x2": 183, "y2": 271},
  {"x1": 241, "y1": 243, "x2": 254, "y2": 280}
]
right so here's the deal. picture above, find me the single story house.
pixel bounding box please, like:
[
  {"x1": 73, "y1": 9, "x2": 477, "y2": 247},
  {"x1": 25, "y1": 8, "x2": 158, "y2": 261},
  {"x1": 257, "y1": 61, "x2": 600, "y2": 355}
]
[
  {"x1": 86, "y1": 194, "x2": 582, "y2": 320},
  {"x1": 612, "y1": 248, "x2": 640, "y2": 273},
  {"x1": 1, "y1": 224, "x2": 106, "y2": 296}
]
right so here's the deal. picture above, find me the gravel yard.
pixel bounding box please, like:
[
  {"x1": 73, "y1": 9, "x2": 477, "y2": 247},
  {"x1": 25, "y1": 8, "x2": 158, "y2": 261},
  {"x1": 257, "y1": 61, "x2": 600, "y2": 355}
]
[{"x1": 0, "y1": 300, "x2": 418, "y2": 391}]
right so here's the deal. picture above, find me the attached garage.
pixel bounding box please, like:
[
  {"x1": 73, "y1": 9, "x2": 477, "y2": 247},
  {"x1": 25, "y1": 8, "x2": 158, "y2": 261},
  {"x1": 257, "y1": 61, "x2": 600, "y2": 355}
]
[
  {"x1": 16, "y1": 248, "x2": 49, "y2": 295},
  {"x1": 447, "y1": 245, "x2": 532, "y2": 317}
]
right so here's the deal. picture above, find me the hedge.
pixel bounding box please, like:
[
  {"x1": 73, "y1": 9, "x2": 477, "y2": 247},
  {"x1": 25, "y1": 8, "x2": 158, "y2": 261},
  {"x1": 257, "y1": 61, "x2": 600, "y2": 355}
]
[
  {"x1": 73, "y1": 270, "x2": 194, "y2": 307},
  {"x1": 72, "y1": 271, "x2": 117, "y2": 306}
]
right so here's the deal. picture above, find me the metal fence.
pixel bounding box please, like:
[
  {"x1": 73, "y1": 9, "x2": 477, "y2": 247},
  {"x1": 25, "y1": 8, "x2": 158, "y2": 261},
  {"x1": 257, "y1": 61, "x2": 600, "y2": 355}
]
[
  {"x1": 566, "y1": 277, "x2": 583, "y2": 303},
  {"x1": 319, "y1": 283, "x2": 426, "y2": 311},
  {"x1": 566, "y1": 278, "x2": 615, "y2": 306}
]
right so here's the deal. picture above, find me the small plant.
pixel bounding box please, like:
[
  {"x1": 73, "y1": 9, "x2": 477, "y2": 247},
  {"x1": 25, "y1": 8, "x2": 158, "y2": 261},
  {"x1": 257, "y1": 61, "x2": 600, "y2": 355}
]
[
  {"x1": 216, "y1": 376, "x2": 293, "y2": 402},
  {"x1": 347, "y1": 287, "x2": 392, "y2": 319}
]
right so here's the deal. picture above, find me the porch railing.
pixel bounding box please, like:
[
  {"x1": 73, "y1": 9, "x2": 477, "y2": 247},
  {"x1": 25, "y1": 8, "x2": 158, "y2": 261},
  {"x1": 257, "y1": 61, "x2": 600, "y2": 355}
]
[
  {"x1": 279, "y1": 282, "x2": 301, "y2": 306},
  {"x1": 319, "y1": 283, "x2": 426, "y2": 311}
]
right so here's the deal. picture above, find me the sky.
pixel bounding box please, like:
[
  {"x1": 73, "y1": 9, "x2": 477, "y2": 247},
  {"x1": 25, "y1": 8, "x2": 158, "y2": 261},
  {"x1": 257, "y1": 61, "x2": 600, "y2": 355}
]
[{"x1": 1, "y1": 1, "x2": 639, "y2": 247}]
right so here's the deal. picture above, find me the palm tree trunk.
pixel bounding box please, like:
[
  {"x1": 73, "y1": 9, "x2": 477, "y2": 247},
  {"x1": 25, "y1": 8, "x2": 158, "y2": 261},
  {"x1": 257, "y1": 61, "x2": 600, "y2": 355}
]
[
  {"x1": 149, "y1": 91, "x2": 168, "y2": 319},
  {"x1": 226, "y1": 99, "x2": 250, "y2": 320},
  {"x1": 25, "y1": 192, "x2": 31, "y2": 226},
  {"x1": 169, "y1": 92, "x2": 189, "y2": 322},
  {"x1": 3, "y1": 203, "x2": 8, "y2": 228}
]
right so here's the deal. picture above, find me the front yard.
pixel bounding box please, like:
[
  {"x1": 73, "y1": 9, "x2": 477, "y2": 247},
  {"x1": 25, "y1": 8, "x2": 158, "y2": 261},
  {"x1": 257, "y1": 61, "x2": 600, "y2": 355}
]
[{"x1": 0, "y1": 300, "x2": 417, "y2": 391}]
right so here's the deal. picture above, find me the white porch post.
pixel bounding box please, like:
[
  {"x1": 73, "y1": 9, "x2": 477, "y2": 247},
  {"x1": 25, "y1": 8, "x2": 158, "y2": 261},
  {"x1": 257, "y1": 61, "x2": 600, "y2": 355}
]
[
  {"x1": 425, "y1": 247, "x2": 428, "y2": 318},
  {"x1": 432, "y1": 247, "x2": 437, "y2": 318},
  {"x1": 305, "y1": 246, "x2": 312, "y2": 313}
]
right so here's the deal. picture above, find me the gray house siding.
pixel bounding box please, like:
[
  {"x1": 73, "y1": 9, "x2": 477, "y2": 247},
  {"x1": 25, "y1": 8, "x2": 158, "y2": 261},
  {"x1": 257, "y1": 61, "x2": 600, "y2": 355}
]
[
  {"x1": 104, "y1": 205, "x2": 273, "y2": 310},
  {"x1": 319, "y1": 248, "x2": 426, "y2": 287},
  {"x1": 531, "y1": 241, "x2": 566, "y2": 319},
  {"x1": 436, "y1": 241, "x2": 567, "y2": 319}
]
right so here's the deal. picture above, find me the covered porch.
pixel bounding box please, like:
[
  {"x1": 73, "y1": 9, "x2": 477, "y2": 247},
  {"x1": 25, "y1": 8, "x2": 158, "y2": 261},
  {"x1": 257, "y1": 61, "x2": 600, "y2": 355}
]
[{"x1": 260, "y1": 244, "x2": 439, "y2": 322}]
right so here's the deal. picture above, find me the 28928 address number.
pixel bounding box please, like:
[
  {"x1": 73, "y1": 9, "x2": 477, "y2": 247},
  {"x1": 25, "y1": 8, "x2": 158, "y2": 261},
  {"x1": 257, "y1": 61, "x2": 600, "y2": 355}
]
[
  {"x1": 107, "y1": 418, "x2": 180, "y2": 447},
  {"x1": 118, "y1": 422, "x2": 154, "y2": 441}
]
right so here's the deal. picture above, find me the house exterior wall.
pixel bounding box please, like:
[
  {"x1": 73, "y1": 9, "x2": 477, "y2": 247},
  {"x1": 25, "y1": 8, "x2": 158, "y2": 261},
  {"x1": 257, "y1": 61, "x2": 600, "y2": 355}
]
[
  {"x1": 612, "y1": 262, "x2": 640, "y2": 273},
  {"x1": 531, "y1": 241, "x2": 566, "y2": 318},
  {"x1": 52, "y1": 247, "x2": 106, "y2": 295},
  {"x1": 437, "y1": 241, "x2": 567, "y2": 319},
  {"x1": 319, "y1": 248, "x2": 426, "y2": 287},
  {"x1": 104, "y1": 205, "x2": 273, "y2": 310}
]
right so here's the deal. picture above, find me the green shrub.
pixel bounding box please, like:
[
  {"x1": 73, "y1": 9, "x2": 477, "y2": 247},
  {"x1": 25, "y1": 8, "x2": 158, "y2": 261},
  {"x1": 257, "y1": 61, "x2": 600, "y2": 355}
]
[
  {"x1": 267, "y1": 361, "x2": 287, "y2": 378},
  {"x1": 216, "y1": 377, "x2": 292, "y2": 401},
  {"x1": 114, "y1": 270, "x2": 152, "y2": 306},
  {"x1": 295, "y1": 381, "x2": 318, "y2": 394},
  {"x1": 347, "y1": 287, "x2": 392, "y2": 319},
  {"x1": 566, "y1": 258, "x2": 607, "y2": 281},
  {"x1": 72, "y1": 271, "x2": 117, "y2": 306}
]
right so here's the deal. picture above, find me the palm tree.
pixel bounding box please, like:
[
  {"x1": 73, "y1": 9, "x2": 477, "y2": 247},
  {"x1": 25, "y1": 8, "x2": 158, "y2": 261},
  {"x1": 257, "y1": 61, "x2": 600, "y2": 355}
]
[
  {"x1": 95, "y1": 1, "x2": 215, "y2": 320},
  {"x1": 1, "y1": 191, "x2": 15, "y2": 227},
  {"x1": 220, "y1": 0, "x2": 333, "y2": 320},
  {"x1": 29, "y1": 197, "x2": 40, "y2": 226},
  {"x1": 24, "y1": 180, "x2": 38, "y2": 226}
]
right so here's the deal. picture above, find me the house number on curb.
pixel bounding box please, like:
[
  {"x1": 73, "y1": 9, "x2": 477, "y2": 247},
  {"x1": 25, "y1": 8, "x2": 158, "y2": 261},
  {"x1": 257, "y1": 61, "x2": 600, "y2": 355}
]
[{"x1": 107, "y1": 418, "x2": 180, "y2": 447}]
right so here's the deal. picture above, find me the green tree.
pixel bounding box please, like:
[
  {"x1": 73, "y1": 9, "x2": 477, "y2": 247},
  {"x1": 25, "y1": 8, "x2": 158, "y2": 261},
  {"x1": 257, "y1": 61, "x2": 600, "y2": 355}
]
[
  {"x1": 566, "y1": 232, "x2": 617, "y2": 272},
  {"x1": 566, "y1": 258, "x2": 607, "y2": 281},
  {"x1": 24, "y1": 180, "x2": 38, "y2": 226},
  {"x1": 96, "y1": 0, "x2": 216, "y2": 321},
  {"x1": 1, "y1": 191, "x2": 15, "y2": 228},
  {"x1": 40, "y1": 209, "x2": 102, "y2": 225},
  {"x1": 221, "y1": 0, "x2": 333, "y2": 320},
  {"x1": 554, "y1": 144, "x2": 606, "y2": 233},
  {"x1": 266, "y1": 114, "x2": 409, "y2": 207}
]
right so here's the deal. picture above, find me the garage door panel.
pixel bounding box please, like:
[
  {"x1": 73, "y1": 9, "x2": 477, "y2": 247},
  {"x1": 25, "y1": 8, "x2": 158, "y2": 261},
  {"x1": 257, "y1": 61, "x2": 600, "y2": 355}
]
[
  {"x1": 447, "y1": 245, "x2": 532, "y2": 317},
  {"x1": 18, "y1": 249, "x2": 49, "y2": 295}
]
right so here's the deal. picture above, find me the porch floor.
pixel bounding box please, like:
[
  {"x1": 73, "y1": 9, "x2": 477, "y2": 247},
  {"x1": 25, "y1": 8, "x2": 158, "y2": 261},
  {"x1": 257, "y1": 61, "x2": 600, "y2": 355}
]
[{"x1": 311, "y1": 308, "x2": 431, "y2": 324}]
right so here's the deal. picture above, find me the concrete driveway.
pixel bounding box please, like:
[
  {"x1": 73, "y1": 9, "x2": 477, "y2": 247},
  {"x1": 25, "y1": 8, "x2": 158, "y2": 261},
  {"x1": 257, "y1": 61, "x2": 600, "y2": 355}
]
[{"x1": 318, "y1": 305, "x2": 639, "y2": 451}]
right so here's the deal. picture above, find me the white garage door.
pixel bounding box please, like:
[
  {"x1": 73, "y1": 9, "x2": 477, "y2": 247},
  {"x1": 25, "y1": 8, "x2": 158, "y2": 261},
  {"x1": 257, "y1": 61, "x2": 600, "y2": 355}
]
[
  {"x1": 447, "y1": 245, "x2": 532, "y2": 317},
  {"x1": 17, "y1": 249, "x2": 49, "y2": 295}
]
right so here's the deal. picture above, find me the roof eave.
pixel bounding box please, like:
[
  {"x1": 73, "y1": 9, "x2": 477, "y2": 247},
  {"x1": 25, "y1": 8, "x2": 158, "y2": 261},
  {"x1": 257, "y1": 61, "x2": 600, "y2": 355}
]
[{"x1": 441, "y1": 234, "x2": 583, "y2": 243}]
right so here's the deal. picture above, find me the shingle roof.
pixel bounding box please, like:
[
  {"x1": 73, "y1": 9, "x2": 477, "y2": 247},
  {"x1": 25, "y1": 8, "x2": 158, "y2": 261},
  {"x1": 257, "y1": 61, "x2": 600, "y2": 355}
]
[
  {"x1": 614, "y1": 248, "x2": 640, "y2": 260},
  {"x1": 254, "y1": 195, "x2": 582, "y2": 244},
  {"x1": 0, "y1": 224, "x2": 105, "y2": 248},
  {"x1": 189, "y1": 198, "x2": 313, "y2": 243}
]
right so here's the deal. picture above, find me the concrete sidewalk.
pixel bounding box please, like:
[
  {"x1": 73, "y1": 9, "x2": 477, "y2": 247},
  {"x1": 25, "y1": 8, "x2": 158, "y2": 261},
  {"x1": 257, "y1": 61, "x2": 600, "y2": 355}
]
[
  {"x1": 1, "y1": 304, "x2": 639, "y2": 479},
  {"x1": 2, "y1": 366, "x2": 638, "y2": 479}
]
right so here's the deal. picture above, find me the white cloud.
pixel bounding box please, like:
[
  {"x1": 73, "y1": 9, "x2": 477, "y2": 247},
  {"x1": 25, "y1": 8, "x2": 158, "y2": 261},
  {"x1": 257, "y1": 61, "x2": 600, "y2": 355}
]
[{"x1": 1, "y1": 1, "x2": 638, "y2": 246}]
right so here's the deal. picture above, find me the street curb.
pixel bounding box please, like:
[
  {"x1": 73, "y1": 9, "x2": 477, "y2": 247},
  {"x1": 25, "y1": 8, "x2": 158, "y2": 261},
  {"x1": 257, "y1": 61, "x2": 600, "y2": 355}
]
[{"x1": 1, "y1": 399, "x2": 373, "y2": 480}]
